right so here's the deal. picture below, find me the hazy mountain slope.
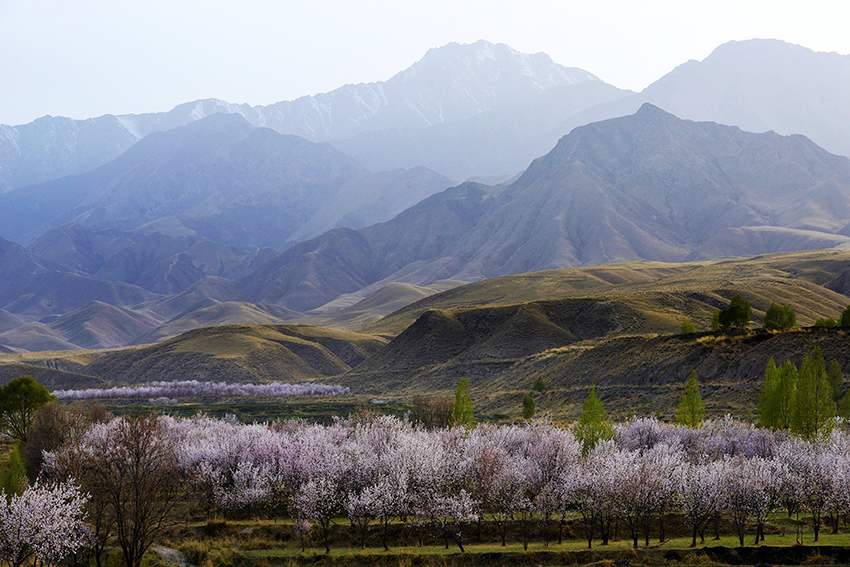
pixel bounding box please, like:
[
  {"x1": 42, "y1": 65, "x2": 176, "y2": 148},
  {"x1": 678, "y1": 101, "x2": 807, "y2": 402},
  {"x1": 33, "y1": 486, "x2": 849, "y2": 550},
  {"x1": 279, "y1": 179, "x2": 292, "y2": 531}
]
[
  {"x1": 3, "y1": 113, "x2": 457, "y2": 254},
  {"x1": 0, "y1": 301, "x2": 162, "y2": 351},
  {"x1": 640, "y1": 39, "x2": 850, "y2": 158},
  {"x1": 0, "y1": 41, "x2": 601, "y2": 191},
  {"x1": 234, "y1": 106, "x2": 850, "y2": 311},
  {"x1": 0, "y1": 236, "x2": 155, "y2": 321},
  {"x1": 330, "y1": 78, "x2": 630, "y2": 180},
  {"x1": 28, "y1": 224, "x2": 141, "y2": 274},
  {"x1": 234, "y1": 182, "x2": 499, "y2": 311},
  {"x1": 436, "y1": 104, "x2": 850, "y2": 281},
  {"x1": 289, "y1": 167, "x2": 454, "y2": 241},
  {"x1": 0, "y1": 114, "x2": 368, "y2": 247},
  {"x1": 543, "y1": 39, "x2": 850, "y2": 163},
  {"x1": 135, "y1": 301, "x2": 300, "y2": 344}
]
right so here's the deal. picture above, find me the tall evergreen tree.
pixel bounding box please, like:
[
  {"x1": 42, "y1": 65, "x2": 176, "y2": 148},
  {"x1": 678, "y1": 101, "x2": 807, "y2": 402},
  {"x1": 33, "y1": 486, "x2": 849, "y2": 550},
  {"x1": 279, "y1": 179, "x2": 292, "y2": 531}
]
[
  {"x1": 710, "y1": 311, "x2": 721, "y2": 332},
  {"x1": 574, "y1": 386, "x2": 613, "y2": 456},
  {"x1": 676, "y1": 370, "x2": 705, "y2": 428},
  {"x1": 791, "y1": 348, "x2": 836, "y2": 441},
  {"x1": 774, "y1": 360, "x2": 798, "y2": 430},
  {"x1": 0, "y1": 442, "x2": 26, "y2": 498},
  {"x1": 758, "y1": 358, "x2": 798, "y2": 430}
]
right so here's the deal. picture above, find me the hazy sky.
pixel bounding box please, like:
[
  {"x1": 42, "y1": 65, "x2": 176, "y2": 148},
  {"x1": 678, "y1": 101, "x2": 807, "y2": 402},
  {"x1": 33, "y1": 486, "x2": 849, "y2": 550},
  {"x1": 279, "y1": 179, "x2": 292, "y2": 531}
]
[{"x1": 2, "y1": 0, "x2": 849, "y2": 126}]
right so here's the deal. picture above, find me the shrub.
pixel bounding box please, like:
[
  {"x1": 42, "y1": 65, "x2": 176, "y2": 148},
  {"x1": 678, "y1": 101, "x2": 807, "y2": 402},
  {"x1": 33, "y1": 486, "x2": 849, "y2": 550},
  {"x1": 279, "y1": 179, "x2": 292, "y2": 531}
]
[
  {"x1": 764, "y1": 303, "x2": 797, "y2": 330},
  {"x1": 522, "y1": 394, "x2": 536, "y2": 419}
]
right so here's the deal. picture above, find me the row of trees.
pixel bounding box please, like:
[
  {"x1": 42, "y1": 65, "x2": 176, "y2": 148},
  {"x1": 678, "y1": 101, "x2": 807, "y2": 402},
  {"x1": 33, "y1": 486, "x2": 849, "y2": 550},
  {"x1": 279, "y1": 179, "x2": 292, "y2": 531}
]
[
  {"x1": 17, "y1": 411, "x2": 850, "y2": 560},
  {"x1": 53, "y1": 379, "x2": 349, "y2": 400},
  {"x1": 757, "y1": 349, "x2": 842, "y2": 439},
  {"x1": 682, "y1": 297, "x2": 850, "y2": 334}
]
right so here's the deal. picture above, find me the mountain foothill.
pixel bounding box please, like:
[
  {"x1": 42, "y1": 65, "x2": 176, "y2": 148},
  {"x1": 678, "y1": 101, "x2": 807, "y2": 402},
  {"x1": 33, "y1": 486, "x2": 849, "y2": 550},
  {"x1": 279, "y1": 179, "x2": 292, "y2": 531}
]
[{"x1": 2, "y1": 38, "x2": 850, "y2": 418}]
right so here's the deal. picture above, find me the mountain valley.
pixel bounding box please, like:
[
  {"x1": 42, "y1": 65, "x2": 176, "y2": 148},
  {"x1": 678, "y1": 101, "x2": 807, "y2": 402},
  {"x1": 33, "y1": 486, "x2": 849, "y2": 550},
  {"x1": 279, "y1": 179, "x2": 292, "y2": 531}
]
[{"x1": 0, "y1": 38, "x2": 849, "y2": 421}]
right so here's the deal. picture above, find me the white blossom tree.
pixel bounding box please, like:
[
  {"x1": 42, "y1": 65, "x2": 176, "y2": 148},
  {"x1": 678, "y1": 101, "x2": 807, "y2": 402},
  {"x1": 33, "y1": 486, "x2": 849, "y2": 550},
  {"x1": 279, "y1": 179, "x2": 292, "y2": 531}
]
[{"x1": 0, "y1": 481, "x2": 91, "y2": 567}]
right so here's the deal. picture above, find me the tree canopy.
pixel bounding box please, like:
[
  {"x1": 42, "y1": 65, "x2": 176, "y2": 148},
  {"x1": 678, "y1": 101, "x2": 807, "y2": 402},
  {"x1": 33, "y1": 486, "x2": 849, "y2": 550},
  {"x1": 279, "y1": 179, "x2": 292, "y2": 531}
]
[
  {"x1": 791, "y1": 348, "x2": 836, "y2": 441},
  {"x1": 764, "y1": 303, "x2": 796, "y2": 330},
  {"x1": 450, "y1": 378, "x2": 474, "y2": 427},
  {"x1": 840, "y1": 305, "x2": 850, "y2": 327},
  {"x1": 0, "y1": 376, "x2": 55, "y2": 443},
  {"x1": 522, "y1": 394, "x2": 535, "y2": 420},
  {"x1": 574, "y1": 385, "x2": 613, "y2": 456},
  {"x1": 680, "y1": 319, "x2": 697, "y2": 335},
  {"x1": 676, "y1": 370, "x2": 705, "y2": 428},
  {"x1": 718, "y1": 295, "x2": 752, "y2": 330}
]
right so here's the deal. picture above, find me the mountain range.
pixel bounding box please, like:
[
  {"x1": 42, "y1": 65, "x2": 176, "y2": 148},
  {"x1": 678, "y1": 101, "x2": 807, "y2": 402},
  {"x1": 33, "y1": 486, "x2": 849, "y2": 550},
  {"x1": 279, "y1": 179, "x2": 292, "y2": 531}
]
[
  {"x1": 1, "y1": 38, "x2": 850, "y2": 353},
  {"x1": 231, "y1": 104, "x2": 850, "y2": 312},
  {"x1": 3, "y1": 38, "x2": 850, "y2": 191}
]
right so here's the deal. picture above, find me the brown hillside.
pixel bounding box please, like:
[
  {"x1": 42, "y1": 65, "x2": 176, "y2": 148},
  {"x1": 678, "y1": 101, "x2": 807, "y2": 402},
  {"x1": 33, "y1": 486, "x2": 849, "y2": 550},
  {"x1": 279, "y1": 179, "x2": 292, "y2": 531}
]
[
  {"x1": 0, "y1": 324, "x2": 388, "y2": 388},
  {"x1": 362, "y1": 249, "x2": 850, "y2": 337}
]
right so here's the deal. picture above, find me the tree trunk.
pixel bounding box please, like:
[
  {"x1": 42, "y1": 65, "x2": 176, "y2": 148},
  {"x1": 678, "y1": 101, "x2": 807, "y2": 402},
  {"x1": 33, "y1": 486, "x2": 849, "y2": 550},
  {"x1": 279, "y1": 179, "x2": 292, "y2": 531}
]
[{"x1": 382, "y1": 518, "x2": 389, "y2": 552}]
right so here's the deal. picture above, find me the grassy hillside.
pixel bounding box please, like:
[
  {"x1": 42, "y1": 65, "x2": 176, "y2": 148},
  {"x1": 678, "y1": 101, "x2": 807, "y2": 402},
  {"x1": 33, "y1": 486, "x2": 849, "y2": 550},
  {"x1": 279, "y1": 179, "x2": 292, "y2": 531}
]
[
  {"x1": 339, "y1": 250, "x2": 850, "y2": 420},
  {"x1": 341, "y1": 328, "x2": 850, "y2": 422},
  {"x1": 4, "y1": 250, "x2": 850, "y2": 422},
  {"x1": 0, "y1": 324, "x2": 388, "y2": 388},
  {"x1": 361, "y1": 249, "x2": 850, "y2": 336}
]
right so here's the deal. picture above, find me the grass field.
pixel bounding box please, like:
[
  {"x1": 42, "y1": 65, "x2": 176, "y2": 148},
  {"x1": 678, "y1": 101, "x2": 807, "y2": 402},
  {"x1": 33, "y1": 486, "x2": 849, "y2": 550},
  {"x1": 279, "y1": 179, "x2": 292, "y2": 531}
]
[{"x1": 158, "y1": 515, "x2": 850, "y2": 566}]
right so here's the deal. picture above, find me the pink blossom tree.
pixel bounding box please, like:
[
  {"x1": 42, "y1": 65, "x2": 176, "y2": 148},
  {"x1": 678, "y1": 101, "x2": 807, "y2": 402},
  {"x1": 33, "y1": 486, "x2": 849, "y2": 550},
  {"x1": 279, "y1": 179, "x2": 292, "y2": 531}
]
[{"x1": 0, "y1": 481, "x2": 91, "y2": 567}]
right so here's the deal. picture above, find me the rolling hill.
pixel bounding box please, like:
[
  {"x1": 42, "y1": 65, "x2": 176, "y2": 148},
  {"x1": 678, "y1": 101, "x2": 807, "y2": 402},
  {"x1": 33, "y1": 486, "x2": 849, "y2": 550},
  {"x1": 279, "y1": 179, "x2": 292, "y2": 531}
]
[
  {"x1": 1, "y1": 249, "x2": 849, "y2": 422},
  {"x1": 0, "y1": 324, "x2": 388, "y2": 386}
]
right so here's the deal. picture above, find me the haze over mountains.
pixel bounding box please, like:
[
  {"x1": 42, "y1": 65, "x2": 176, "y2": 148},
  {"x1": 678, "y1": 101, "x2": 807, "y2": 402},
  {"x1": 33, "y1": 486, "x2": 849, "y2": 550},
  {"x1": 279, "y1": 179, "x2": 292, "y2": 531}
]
[
  {"x1": 3, "y1": 39, "x2": 850, "y2": 192},
  {"x1": 1, "y1": 37, "x2": 850, "y2": 354},
  {"x1": 232, "y1": 104, "x2": 850, "y2": 312}
]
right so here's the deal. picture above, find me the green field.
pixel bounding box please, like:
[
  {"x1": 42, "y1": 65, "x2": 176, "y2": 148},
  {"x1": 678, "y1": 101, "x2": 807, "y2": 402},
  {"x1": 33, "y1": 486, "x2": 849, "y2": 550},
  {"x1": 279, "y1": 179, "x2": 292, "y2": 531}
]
[{"x1": 158, "y1": 515, "x2": 850, "y2": 567}]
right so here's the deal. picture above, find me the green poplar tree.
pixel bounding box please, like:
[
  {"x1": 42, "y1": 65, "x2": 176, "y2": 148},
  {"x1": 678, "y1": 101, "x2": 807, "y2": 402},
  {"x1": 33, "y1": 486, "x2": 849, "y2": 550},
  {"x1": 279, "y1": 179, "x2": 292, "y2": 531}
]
[
  {"x1": 840, "y1": 305, "x2": 850, "y2": 327},
  {"x1": 774, "y1": 360, "x2": 798, "y2": 430},
  {"x1": 676, "y1": 370, "x2": 705, "y2": 428},
  {"x1": 710, "y1": 311, "x2": 721, "y2": 331},
  {"x1": 574, "y1": 386, "x2": 613, "y2": 456},
  {"x1": 827, "y1": 359, "x2": 844, "y2": 400},
  {"x1": 451, "y1": 378, "x2": 474, "y2": 427},
  {"x1": 0, "y1": 442, "x2": 26, "y2": 498},
  {"x1": 791, "y1": 348, "x2": 836, "y2": 441},
  {"x1": 522, "y1": 394, "x2": 536, "y2": 419},
  {"x1": 757, "y1": 357, "x2": 779, "y2": 428}
]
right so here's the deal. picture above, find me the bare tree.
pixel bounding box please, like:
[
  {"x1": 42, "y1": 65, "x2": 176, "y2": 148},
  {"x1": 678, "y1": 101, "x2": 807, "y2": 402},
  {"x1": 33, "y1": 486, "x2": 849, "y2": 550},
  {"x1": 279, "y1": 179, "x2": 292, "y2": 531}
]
[{"x1": 51, "y1": 414, "x2": 185, "y2": 567}]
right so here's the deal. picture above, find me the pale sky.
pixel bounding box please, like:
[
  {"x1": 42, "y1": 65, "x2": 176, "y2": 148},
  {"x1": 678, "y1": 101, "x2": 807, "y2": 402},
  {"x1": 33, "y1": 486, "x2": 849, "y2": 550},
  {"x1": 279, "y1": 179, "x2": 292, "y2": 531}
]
[{"x1": 1, "y1": 0, "x2": 849, "y2": 126}]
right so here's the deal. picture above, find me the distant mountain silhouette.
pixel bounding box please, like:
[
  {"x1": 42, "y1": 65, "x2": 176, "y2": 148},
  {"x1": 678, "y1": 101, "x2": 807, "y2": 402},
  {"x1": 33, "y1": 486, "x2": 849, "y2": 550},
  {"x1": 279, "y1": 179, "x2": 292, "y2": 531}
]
[
  {"x1": 0, "y1": 40, "x2": 605, "y2": 190},
  {"x1": 0, "y1": 114, "x2": 451, "y2": 249}
]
